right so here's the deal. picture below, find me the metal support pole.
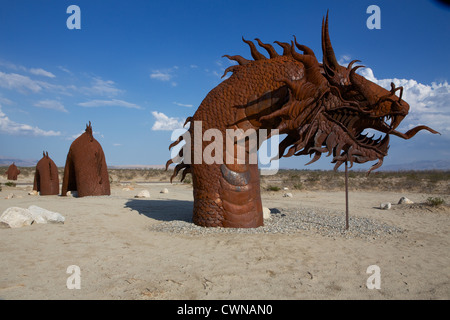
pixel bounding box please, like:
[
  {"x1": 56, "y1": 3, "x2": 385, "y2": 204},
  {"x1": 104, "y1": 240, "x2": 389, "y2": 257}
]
[{"x1": 345, "y1": 161, "x2": 349, "y2": 230}]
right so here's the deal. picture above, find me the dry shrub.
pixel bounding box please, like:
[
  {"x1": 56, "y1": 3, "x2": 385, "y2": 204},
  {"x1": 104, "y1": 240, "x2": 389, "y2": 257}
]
[{"x1": 261, "y1": 169, "x2": 450, "y2": 194}]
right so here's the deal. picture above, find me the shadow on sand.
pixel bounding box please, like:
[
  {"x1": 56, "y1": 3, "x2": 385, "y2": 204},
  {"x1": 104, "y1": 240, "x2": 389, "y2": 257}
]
[{"x1": 124, "y1": 199, "x2": 193, "y2": 223}]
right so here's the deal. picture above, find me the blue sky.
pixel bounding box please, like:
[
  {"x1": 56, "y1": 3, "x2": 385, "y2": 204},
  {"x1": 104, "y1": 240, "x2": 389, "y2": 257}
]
[{"x1": 0, "y1": 0, "x2": 449, "y2": 171}]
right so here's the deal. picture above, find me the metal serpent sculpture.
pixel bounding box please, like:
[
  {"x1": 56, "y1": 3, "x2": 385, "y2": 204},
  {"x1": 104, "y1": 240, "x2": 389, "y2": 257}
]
[{"x1": 167, "y1": 13, "x2": 439, "y2": 228}]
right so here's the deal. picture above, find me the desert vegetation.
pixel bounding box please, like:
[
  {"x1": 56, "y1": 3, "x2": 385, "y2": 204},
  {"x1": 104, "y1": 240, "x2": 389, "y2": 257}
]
[
  {"x1": 426, "y1": 196, "x2": 446, "y2": 207},
  {"x1": 108, "y1": 168, "x2": 172, "y2": 183},
  {"x1": 1, "y1": 166, "x2": 449, "y2": 194},
  {"x1": 260, "y1": 169, "x2": 450, "y2": 194}
]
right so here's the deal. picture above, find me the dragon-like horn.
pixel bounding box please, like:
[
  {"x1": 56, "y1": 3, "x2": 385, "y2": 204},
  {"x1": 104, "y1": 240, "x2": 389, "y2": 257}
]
[
  {"x1": 293, "y1": 35, "x2": 316, "y2": 58},
  {"x1": 321, "y1": 11, "x2": 339, "y2": 71},
  {"x1": 347, "y1": 59, "x2": 361, "y2": 70},
  {"x1": 242, "y1": 37, "x2": 267, "y2": 61},
  {"x1": 255, "y1": 38, "x2": 279, "y2": 58},
  {"x1": 290, "y1": 41, "x2": 319, "y2": 70},
  {"x1": 274, "y1": 41, "x2": 292, "y2": 56},
  {"x1": 290, "y1": 42, "x2": 324, "y2": 87}
]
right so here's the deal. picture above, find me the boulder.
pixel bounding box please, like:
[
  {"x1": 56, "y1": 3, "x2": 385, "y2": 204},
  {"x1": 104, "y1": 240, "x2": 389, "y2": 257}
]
[
  {"x1": 398, "y1": 197, "x2": 414, "y2": 205},
  {"x1": 262, "y1": 207, "x2": 271, "y2": 219},
  {"x1": 380, "y1": 202, "x2": 392, "y2": 210},
  {"x1": 135, "y1": 190, "x2": 150, "y2": 198},
  {"x1": 160, "y1": 188, "x2": 169, "y2": 194},
  {"x1": 0, "y1": 206, "x2": 65, "y2": 228},
  {"x1": 283, "y1": 192, "x2": 293, "y2": 198},
  {"x1": 0, "y1": 207, "x2": 34, "y2": 228},
  {"x1": 28, "y1": 205, "x2": 65, "y2": 224}
]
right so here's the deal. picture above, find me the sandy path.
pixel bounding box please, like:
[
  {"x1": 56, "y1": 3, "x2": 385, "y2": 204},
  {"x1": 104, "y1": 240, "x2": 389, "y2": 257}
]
[{"x1": 0, "y1": 183, "x2": 449, "y2": 300}]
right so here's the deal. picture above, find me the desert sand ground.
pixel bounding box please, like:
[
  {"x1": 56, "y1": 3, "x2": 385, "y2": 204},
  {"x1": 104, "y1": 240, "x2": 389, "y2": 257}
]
[{"x1": 0, "y1": 170, "x2": 449, "y2": 300}]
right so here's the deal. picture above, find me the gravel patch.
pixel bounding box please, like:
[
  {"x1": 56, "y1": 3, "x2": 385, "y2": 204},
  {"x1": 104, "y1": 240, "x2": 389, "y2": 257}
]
[{"x1": 148, "y1": 207, "x2": 405, "y2": 239}]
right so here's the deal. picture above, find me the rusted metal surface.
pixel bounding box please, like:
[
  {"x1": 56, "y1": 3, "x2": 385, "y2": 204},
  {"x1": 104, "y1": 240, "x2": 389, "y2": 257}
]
[
  {"x1": 5, "y1": 163, "x2": 20, "y2": 180},
  {"x1": 168, "y1": 13, "x2": 439, "y2": 228},
  {"x1": 33, "y1": 151, "x2": 59, "y2": 196},
  {"x1": 345, "y1": 161, "x2": 349, "y2": 230},
  {"x1": 61, "y1": 122, "x2": 110, "y2": 197}
]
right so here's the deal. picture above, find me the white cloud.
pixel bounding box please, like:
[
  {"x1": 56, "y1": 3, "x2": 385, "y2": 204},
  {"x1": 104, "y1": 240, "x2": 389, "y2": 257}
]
[
  {"x1": 80, "y1": 77, "x2": 123, "y2": 96},
  {"x1": 1, "y1": 60, "x2": 127, "y2": 98},
  {"x1": 173, "y1": 101, "x2": 193, "y2": 108},
  {"x1": 57, "y1": 66, "x2": 72, "y2": 74},
  {"x1": 0, "y1": 105, "x2": 60, "y2": 136},
  {"x1": 0, "y1": 95, "x2": 13, "y2": 105},
  {"x1": 36, "y1": 81, "x2": 75, "y2": 96},
  {"x1": 338, "y1": 54, "x2": 352, "y2": 65},
  {"x1": 78, "y1": 99, "x2": 142, "y2": 109},
  {"x1": 358, "y1": 68, "x2": 450, "y2": 137},
  {"x1": 34, "y1": 99, "x2": 68, "y2": 113},
  {"x1": 67, "y1": 129, "x2": 102, "y2": 141},
  {"x1": 0, "y1": 60, "x2": 25, "y2": 72},
  {"x1": 151, "y1": 111, "x2": 185, "y2": 131},
  {"x1": 150, "y1": 71, "x2": 172, "y2": 81},
  {"x1": 29, "y1": 68, "x2": 55, "y2": 78},
  {"x1": 0, "y1": 60, "x2": 55, "y2": 77},
  {"x1": 0, "y1": 70, "x2": 71, "y2": 96},
  {"x1": 0, "y1": 71, "x2": 42, "y2": 93},
  {"x1": 67, "y1": 130, "x2": 84, "y2": 140},
  {"x1": 150, "y1": 67, "x2": 178, "y2": 86},
  {"x1": 0, "y1": 66, "x2": 75, "y2": 96}
]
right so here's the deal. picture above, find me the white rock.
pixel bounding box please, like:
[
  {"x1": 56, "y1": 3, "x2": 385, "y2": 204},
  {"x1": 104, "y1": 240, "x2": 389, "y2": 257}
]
[
  {"x1": 160, "y1": 188, "x2": 169, "y2": 194},
  {"x1": 398, "y1": 197, "x2": 414, "y2": 205},
  {"x1": 135, "y1": 190, "x2": 150, "y2": 198},
  {"x1": 283, "y1": 192, "x2": 293, "y2": 198},
  {"x1": 380, "y1": 202, "x2": 392, "y2": 210},
  {"x1": 0, "y1": 207, "x2": 34, "y2": 228},
  {"x1": 263, "y1": 207, "x2": 271, "y2": 219},
  {"x1": 283, "y1": 187, "x2": 289, "y2": 191},
  {"x1": 28, "y1": 205, "x2": 65, "y2": 224},
  {"x1": 28, "y1": 190, "x2": 39, "y2": 196},
  {"x1": 66, "y1": 191, "x2": 78, "y2": 197}
]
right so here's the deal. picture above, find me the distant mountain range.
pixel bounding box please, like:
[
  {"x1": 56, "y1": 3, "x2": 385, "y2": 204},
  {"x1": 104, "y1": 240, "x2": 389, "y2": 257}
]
[
  {"x1": 0, "y1": 157, "x2": 39, "y2": 167},
  {"x1": 378, "y1": 160, "x2": 450, "y2": 171},
  {"x1": 0, "y1": 158, "x2": 167, "y2": 169},
  {"x1": 108, "y1": 165, "x2": 166, "y2": 169},
  {"x1": 2, "y1": 157, "x2": 450, "y2": 171}
]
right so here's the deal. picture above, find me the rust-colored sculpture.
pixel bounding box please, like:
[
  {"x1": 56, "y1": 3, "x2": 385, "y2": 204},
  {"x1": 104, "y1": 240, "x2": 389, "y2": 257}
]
[
  {"x1": 168, "y1": 13, "x2": 439, "y2": 228},
  {"x1": 33, "y1": 151, "x2": 60, "y2": 195},
  {"x1": 61, "y1": 122, "x2": 110, "y2": 197},
  {"x1": 5, "y1": 163, "x2": 20, "y2": 180}
]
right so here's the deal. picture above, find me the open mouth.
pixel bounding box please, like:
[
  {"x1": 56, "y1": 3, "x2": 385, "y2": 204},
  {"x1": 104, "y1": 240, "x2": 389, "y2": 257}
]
[
  {"x1": 355, "y1": 130, "x2": 387, "y2": 147},
  {"x1": 379, "y1": 115, "x2": 395, "y2": 130},
  {"x1": 325, "y1": 108, "x2": 394, "y2": 152}
]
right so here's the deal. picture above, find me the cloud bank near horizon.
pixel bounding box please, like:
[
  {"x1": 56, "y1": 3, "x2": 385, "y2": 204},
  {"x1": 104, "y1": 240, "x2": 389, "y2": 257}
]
[{"x1": 359, "y1": 67, "x2": 449, "y2": 138}]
